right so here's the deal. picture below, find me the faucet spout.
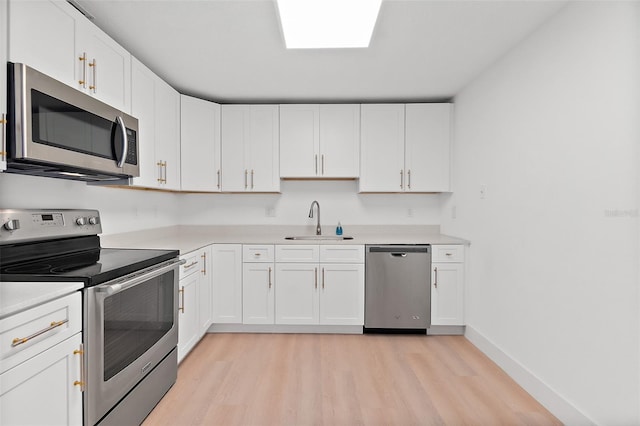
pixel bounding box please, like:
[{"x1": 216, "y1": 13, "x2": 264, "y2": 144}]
[{"x1": 308, "y1": 200, "x2": 321, "y2": 235}]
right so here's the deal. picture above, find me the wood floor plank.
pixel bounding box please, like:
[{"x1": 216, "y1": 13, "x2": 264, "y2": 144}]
[{"x1": 143, "y1": 333, "x2": 560, "y2": 426}]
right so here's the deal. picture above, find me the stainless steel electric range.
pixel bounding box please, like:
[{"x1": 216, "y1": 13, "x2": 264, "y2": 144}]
[{"x1": 0, "y1": 209, "x2": 183, "y2": 426}]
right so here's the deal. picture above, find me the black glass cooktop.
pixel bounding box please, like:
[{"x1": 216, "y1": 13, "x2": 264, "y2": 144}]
[{"x1": 0, "y1": 236, "x2": 178, "y2": 287}]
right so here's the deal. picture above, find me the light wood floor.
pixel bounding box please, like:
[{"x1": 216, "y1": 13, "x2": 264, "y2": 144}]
[{"x1": 144, "y1": 333, "x2": 561, "y2": 426}]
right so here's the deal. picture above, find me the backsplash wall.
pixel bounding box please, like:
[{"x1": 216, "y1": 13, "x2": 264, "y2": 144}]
[{"x1": 1, "y1": 175, "x2": 444, "y2": 234}]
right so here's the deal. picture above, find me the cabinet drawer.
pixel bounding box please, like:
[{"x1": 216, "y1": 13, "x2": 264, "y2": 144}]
[
  {"x1": 1, "y1": 292, "x2": 81, "y2": 374},
  {"x1": 243, "y1": 245, "x2": 275, "y2": 262},
  {"x1": 319, "y1": 245, "x2": 364, "y2": 263},
  {"x1": 275, "y1": 245, "x2": 320, "y2": 263},
  {"x1": 431, "y1": 245, "x2": 464, "y2": 262},
  {"x1": 180, "y1": 251, "x2": 203, "y2": 279}
]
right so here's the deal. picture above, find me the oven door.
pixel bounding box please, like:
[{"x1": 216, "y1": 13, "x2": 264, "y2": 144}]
[{"x1": 84, "y1": 259, "x2": 181, "y2": 426}]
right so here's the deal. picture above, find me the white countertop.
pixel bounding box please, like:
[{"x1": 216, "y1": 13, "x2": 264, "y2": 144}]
[
  {"x1": 101, "y1": 225, "x2": 469, "y2": 254},
  {"x1": 0, "y1": 282, "x2": 84, "y2": 319}
]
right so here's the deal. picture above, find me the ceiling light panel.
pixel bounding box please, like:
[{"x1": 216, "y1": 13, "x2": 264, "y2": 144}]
[{"x1": 277, "y1": 0, "x2": 382, "y2": 49}]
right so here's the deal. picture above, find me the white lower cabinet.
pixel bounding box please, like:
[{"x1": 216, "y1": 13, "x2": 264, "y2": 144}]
[
  {"x1": 431, "y1": 245, "x2": 465, "y2": 326},
  {"x1": 242, "y1": 245, "x2": 275, "y2": 324},
  {"x1": 0, "y1": 333, "x2": 83, "y2": 426},
  {"x1": 0, "y1": 291, "x2": 83, "y2": 426},
  {"x1": 274, "y1": 245, "x2": 364, "y2": 326},
  {"x1": 211, "y1": 244, "x2": 243, "y2": 323},
  {"x1": 177, "y1": 245, "x2": 212, "y2": 363}
]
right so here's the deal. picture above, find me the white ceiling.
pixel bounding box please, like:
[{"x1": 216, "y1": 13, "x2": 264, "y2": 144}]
[{"x1": 75, "y1": 0, "x2": 567, "y2": 103}]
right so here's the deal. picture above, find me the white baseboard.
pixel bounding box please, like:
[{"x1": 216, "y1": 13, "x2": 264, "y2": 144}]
[
  {"x1": 208, "y1": 323, "x2": 363, "y2": 334},
  {"x1": 464, "y1": 326, "x2": 596, "y2": 426}
]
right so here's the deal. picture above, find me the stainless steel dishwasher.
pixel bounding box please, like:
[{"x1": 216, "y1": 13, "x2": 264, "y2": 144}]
[{"x1": 364, "y1": 245, "x2": 431, "y2": 331}]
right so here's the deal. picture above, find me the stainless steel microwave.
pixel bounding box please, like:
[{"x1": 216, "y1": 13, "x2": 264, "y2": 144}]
[{"x1": 6, "y1": 62, "x2": 139, "y2": 182}]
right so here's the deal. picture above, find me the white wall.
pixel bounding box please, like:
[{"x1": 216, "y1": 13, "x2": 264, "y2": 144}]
[
  {"x1": 181, "y1": 180, "x2": 443, "y2": 227},
  {"x1": 441, "y1": 2, "x2": 640, "y2": 424},
  {"x1": 0, "y1": 173, "x2": 180, "y2": 234}
]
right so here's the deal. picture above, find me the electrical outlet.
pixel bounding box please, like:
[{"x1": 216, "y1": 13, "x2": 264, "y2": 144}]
[{"x1": 480, "y1": 184, "x2": 487, "y2": 199}]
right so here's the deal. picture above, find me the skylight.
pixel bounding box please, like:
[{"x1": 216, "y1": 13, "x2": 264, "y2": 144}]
[{"x1": 276, "y1": 0, "x2": 382, "y2": 49}]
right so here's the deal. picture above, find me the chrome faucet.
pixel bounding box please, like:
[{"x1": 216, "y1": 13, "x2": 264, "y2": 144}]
[{"x1": 308, "y1": 200, "x2": 321, "y2": 235}]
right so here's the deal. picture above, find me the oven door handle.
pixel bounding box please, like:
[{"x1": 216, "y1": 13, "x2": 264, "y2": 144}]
[{"x1": 96, "y1": 258, "x2": 185, "y2": 296}]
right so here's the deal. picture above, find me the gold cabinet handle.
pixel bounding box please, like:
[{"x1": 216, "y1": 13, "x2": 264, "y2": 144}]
[
  {"x1": 217, "y1": 170, "x2": 221, "y2": 189},
  {"x1": 244, "y1": 169, "x2": 248, "y2": 189},
  {"x1": 73, "y1": 344, "x2": 85, "y2": 392},
  {"x1": 179, "y1": 286, "x2": 185, "y2": 313},
  {"x1": 89, "y1": 58, "x2": 97, "y2": 93},
  {"x1": 78, "y1": 52, "x2": 87, "y2": 88},
  {"x1": 201, "y1": 252, "x2": 207, "y2": 275},
  {"x1": 315, "y1": 154, "x2": 318, "y2": 175},
  {"x1": 314, "y1": 267, "x2": 318, "y2": 289},
  {"x1": 162, "y1": 161, "x2": 167, "y2": 183},
  {"x1": 183, "y1": 261, "x2": 198, "y2": 269},
  {"x1": 322, "y1": 267, "x2": 325, "y2": 289},
  {"x1": 407, "y1": 169, "x2": 411, "y2": 189},
  {"x1": 11, "y1": 319, "x2": 69, "y2": 347},
  {"x1": 268, "y1": 266, "x2": 272, "y2": 289},
  {"x1": 433, "y1": 267, "x2": 438, "y2": 288},
  {"x1": 251, "y1": 169, "x2": 254, "y2": 189},
  {"x1": 157, "y1": 161, "x2": 164, "y2": 183},
  {"x1": 321, "y1": 155, "x2": 325, "y2": 175},
  {"x1": 400, "y1": 170, "x2": 404, "y2": 189},
  {"x1": 1, "y1": 113, "x2": 6, "y2": 162}
]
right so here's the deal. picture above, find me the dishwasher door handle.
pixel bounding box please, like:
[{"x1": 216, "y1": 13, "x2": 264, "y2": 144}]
[{"x1": 390, "y1": 253, "x2": 407, "y2": 257}]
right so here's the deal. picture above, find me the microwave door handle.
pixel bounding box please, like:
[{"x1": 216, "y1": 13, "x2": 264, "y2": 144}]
[{"x1": 115, "y1": 116, "x2": 128, "y2": 168}]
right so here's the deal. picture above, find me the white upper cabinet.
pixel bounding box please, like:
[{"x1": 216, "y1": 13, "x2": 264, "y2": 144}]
[
  {"x1": 280, "y1": 104, "x2": 359, "y2": 178},
  {"x1": 360, "y1": 103, "x2": 451, "y2": 192},
  {"x1": 1, "y1": 0, "x2": 7, "y2": 171},
  {"x1": 359, "y1": 104, "x2": 405, "y2": 192},
  {"x1": 130, "y1": 58, "x2": 181, "y2": 190},
  {"x1": 405, "y1": 104, "x2": 451, "y2": 192},
  {"x1": 181, "y1": 96, "x2": 221, "y2": 192},
  {"x1": 221, "y1": 105, "x2": 279, "y2": 192},
  {"x1": 75, "y1": 16, "x2": 131, "y2": 112},
  {"x1": 8, "y1": 0, "x2": 131, "y2": 112}
]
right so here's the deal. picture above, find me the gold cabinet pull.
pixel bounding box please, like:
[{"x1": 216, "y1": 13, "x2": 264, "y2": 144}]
[
  {"x1": 179, "y1": 286, "x2": 185, "y2": 313},
  {"x1": 268, "y1": 266, "x2": 272, "y2": 289},
  {"x1": 73, "y1": 344, "x2": 85, "y2": 392},
  {"x1": 433, "y1": 267, "x2": 438, "y2": 288},
  {"x1": 1, "y1": 113, "x2": 6, "y2": 162},
  {"x1": 407, "y1": 169, "x2": 411, "y2": 189},
  {"x1": 12, "y1": 319, "x2": 69, "y2": 347},
  {"x1": 78, "y1": 52, "x2": 87, "y2": 88},
  {"x1": 314, "y1": 267, "x2": 318, "y2": 289},
  {"x1": 321, "y1": 155, "x2": 325, "y2": 175},
  {"x1": 157, "y1": 161, "x2": 164, "y2": 183},
  {"x1": 162, "y1": 161, "x2": 167, "y2": 183},
  {"x1": 183, "y1": 261, "x2": 198, "y2": 269},
  {"x1": 251, "y1": 169, "x2": 254, "y2": 189},
  {"x1": 244, "y1": 169, "x2": 248, "y2": 189},
  {"x1": 201, "y1": 252, "x2": 207, "y2": 275},
  {"x1": 400, "y1": 170, "x2": 404, "y2": 189},
  {"x1": 322, "y1": 267, "x2": 325, "y2": 289},
  {"x1": 217, "y1": 170, "x2": 221, "y2": 189},
  {"x1": 89, "y1": 58, "x2": 97, "y2": 93},
  {"x1": 315, "y1": 154, "x2": 318, "y2": 175}
]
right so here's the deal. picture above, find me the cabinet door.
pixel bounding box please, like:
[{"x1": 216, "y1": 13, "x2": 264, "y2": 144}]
[
  {"x1": 248, "y1": 105, "x2": 280, "y2": 192},
  {"x1": 8, "y1": 0, "x2": 77, "y2": 88},
  {"x1": 178, "y1": 272, "x2": 199, "y2": 363},
  {"x1": 181, "y1": 96, "x2": 221, "y2": 192},
  {"x1": 155, "y1": 78, "x2": 181, "y2": 190},
  {"x1": 198, "y1": 246, "x2": 213, "y2": 335},
  {"x1": 359, "y1": 104, "x2": 405, "y2": 192},
  {"x1": 319, "y1": 264, "x2": 364, "y2": 325},
  {"x1": 0, "y1": 333, "x2": 83, "y2": 426},
  {"x1": 319, "y1": 104, "x2": 360, "y2": 178},
  {"x1": 431, "y1": 262, "x2": 464, "y2": 326},
  {"x1": 221, "y1": 105, "x2": 248, "y2": 191},
  {"x1": 405, "y1": 103, "x2": 451, "y2": 192},
  {"x1": 279, "y1": 104, "x2": 319, "y2": 178},
  {"x1": 211, "y1": 244, "x2": 243, "y2": 323},
  {"x1": 130, "y1": 58, "x2": 158, "y2": 188},
  {"x1": 242, "y1": 263, "x2": 274, "y2": 324},
  {"x1": 1, "y1": 0, "x2": 7, "y2": 171},
  {"x1": 275, "y1": 263, "x2": 319, "y2": 325}
]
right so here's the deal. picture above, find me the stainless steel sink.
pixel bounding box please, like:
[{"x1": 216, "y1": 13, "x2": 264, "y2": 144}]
[{"x1": 284, "y1": 235, "x2": 354, "y2": 240}]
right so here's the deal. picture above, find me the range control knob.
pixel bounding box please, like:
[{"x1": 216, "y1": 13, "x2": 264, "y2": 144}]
[
  {"x1": 76, "y1": 217, "x2": 87, "y2": 226},
  {"x1": 88, "y1": 217, "x2": 100, "y2": 225},
  {"x1": 3, "y1": 219, "x2": 20, "y2": 231}
]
